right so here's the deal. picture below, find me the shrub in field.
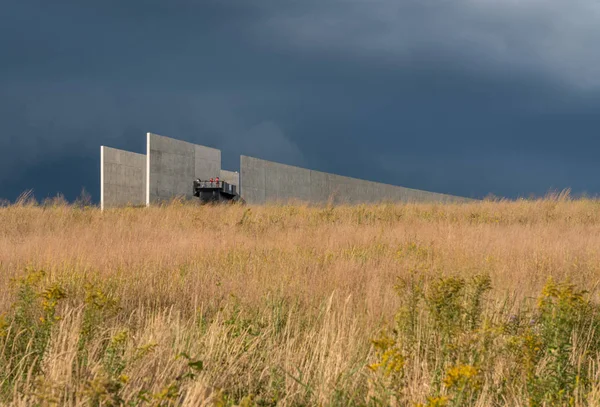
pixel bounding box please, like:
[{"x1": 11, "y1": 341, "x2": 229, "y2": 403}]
[
  {"x1": 524, "y1": 278, "x2": 600, "y2": 406},
  {"x1": 369, "y1": 274, "x2": 600, "y2": 406},
  {"x1": 0, "y1": 269, "x2": 66, "y2": 396},
  {"x1": 0, "y1": 270, "x2": 208, "y2": 406}
]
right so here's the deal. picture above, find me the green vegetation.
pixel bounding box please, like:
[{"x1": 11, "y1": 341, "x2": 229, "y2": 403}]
[
  {"x1": 2, "y1": 270, "x2": 600, "y2": 405},
  {"x1": 370, "y1": 274, "x2": 600, "y2": 406}
]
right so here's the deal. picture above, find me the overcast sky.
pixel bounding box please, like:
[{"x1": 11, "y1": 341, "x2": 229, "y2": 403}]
[{"x1": 2, "y1": 0, "x2": 600, "y2": 202}]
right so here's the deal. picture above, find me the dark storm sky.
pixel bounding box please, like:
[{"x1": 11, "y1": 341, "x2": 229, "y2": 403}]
[{"x1": 2, "y1": 0, "x2": 600, "y2": 202}]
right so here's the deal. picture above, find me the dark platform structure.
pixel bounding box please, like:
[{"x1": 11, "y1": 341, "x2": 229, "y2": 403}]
[{"x1": 192, "y1": 179, "x2": 243, "y2": 204}]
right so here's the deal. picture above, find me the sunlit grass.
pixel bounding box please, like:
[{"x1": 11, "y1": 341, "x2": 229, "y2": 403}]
[{"x1": 1, "y1": 193, "x2": 600, "y2": 405}]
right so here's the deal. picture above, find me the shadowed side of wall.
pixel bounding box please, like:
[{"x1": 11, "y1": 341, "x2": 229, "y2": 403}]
[
  {"x1": 240, "y1": 155, "x2": 473, "y2": 205},
  {"x1": 146, "y1": 133, "x2": 221, "y2": 205},
  {"x1": 100, "y1": 146, "x2": 146, "y2": 210}
]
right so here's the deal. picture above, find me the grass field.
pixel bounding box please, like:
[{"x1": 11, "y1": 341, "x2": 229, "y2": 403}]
[{"x1": 1, "y1": 194, "x2": 600, "y2": 406}]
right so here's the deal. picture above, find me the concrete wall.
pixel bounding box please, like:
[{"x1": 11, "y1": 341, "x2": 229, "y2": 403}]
[
  {"x1": 100, "y1": 146, "x2": 146, "y2": 210},
  {"x1": 219, "y1": 170, "x2": 240, "y2": 187},
  {"x1": 240, "y1": 155, "x2": 471, "y2": 205},
  {"x1": 146, "y1": 133, "x2": 221, "y2": 204},
  {"x1": 102, "y1": 133, "x2": 470, "y2": 208}
]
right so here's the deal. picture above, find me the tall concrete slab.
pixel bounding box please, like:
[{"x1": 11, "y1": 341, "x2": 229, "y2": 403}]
[
  {"x1": 240, "y1": 155, "x2": 472, "y2": 205},
  {"x1": 100, "y1": 146, "x2": 146, "y2": 210},
  {"x1": 195, "y1": 145, "x2": 221, "y2": 180},
  {"x1": 219, "y1": 170, "x2": 239, "y2": 187},
  {"x1": 146, "y1": 133, "x2": 221, "y2": 204}
]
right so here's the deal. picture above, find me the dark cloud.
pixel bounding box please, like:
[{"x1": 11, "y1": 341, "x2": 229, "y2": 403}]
[
  {"x1": 2, "y1": 0, "x2": 600, "y2": 202},
  {"x1": 256, "y1": 0, "x2": 600, "y2": 89}
]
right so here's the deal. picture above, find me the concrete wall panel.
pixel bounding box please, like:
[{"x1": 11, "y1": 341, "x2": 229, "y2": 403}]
[
  {"x1": 241, "y1": 186, "x2": 265, "y2": 204},
  {"x1": 240, "y1": 155, "x2": 472, "y2": 205},
  {"x1": 194, "y1": 144, "x2": 221, "y2": 180},
  {"x1": 101, "y1": 146, "x2": 146, "y2": 210},
  {"x1": 147, "y1": 133, "x2": 221, "y2": 204},
  {"x1": 239, "y1": 156, "x2": 266, "y2": 193},
  {"x1": 220, "y1": 170, "x2": 240, "y2": 187}
]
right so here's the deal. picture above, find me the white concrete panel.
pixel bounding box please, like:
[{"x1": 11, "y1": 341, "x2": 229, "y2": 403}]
[
  {"x1": 147, "y1": 133, "x2": 222, "y2": 205},
  {"x1": 101, "y1": 146, "x2": 146, "y2": 210},
  {"x1": 240, "y1": 155, "x2": 473, "y2": 205}
]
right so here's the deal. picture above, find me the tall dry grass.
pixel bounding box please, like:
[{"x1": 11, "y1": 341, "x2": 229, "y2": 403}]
[{"x1": 1, "y1": 195, "x2": 600, "y2": 405}]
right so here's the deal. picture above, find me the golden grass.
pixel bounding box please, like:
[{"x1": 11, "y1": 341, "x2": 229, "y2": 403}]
[{"x1": 1, "y1": 196, "x2": 600, "y2": 405}]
